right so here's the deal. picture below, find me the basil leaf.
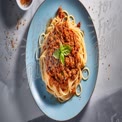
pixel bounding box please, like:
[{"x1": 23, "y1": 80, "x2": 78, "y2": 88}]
[
  {"x1": 62, "y1": 45, "x2": 71, "y2": 56},
  {"x1": 63, "y1": 45, "x2": 71, "y2": 51},
  {"x1": 53, "y1": 44, "x2": 72, "y2": 65},
  {"x1": 60, "y1": 44, "x2": 64, "y2": 52},
  {"x1": 60, "y1": 44, "x2": 71, "y2": 52},
  {"x1": 62, "y1": 49, "x2": 71, "y2": 56},
  {"x1": 53, "y1": 49, "x2": 60, "y2": 59},
  {"x1": 60, "y1": 53, "x2": 64, "y2": 65}
]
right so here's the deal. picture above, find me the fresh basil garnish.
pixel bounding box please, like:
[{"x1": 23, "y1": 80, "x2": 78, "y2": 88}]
[{"x1": 53, "y1": 44, "x2": 71, "y2": 64}]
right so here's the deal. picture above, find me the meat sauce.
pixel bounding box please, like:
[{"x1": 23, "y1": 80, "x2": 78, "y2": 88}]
[{"x1": 43, "y1": 8, "x2": 82, "y2": 92}]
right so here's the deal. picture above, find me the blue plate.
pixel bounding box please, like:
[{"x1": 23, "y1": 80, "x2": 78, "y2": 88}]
[{"x1": 26, "y1": 0, "x2": 99, "y2": 121}]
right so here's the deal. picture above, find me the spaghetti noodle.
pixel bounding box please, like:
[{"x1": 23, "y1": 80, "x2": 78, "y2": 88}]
[{"x1": 39, "y1": 7, "x2": 89, "y2": 102}]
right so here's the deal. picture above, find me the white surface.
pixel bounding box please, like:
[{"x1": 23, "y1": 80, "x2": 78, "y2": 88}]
[{"x1": 16, "y1": 0, "x2": 34, "y2": 11}]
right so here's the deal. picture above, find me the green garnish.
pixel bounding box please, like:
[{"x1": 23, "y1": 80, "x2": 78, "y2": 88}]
[
  {"x1": 53, "y1": 44, "x2": 72, "y2": 65},
  {"x1": 60, "y1": 53, "x2": 65, "y2": 65},
  {"x1": 53, "y1": 49, "x2": 60, "y2": 59}
]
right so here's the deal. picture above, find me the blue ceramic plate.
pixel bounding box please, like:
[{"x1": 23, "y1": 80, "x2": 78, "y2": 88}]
[{"x1": 26, "y1": 0, "x2": 99, "y2": 121}]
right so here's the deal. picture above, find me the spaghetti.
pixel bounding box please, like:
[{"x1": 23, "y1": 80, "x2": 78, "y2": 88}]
[{"x1": 39, "y1": 7, "x2": 89, "y2": 102}]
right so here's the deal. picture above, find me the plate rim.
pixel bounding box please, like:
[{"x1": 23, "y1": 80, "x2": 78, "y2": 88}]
[{"x1": 26, "y1": 0, "x2": 99, "y2": 121}]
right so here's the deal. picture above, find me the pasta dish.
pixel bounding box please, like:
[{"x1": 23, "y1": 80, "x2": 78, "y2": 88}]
[{"x1": 38, "y1": 7, "x2": 89, "y2": 102}]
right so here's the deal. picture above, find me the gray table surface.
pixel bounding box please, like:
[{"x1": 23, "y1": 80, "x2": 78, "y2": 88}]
[{"x1": 0, "y1": 0, "x2": 122, "y2": 122}]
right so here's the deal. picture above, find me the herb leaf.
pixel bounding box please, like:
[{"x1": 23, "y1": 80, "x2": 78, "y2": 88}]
[
  {"x1": 60, "y1": 53, "x2": 65, "y2": 65},
  {"x1": 61, "y1": 45, "x2": 71, "y2": 56},
  {"x1": 53, "y1": 49, "x2": 60, "y2": 59},
  {"x1": 53, "y1": 44, "x2": 72, "y2": 65}
]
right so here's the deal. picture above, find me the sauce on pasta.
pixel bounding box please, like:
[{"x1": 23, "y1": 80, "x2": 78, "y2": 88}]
[{"x1": 39, "y1": 7, "x2": 89, "y2": 102}]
